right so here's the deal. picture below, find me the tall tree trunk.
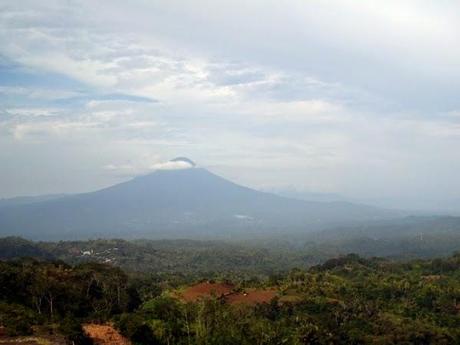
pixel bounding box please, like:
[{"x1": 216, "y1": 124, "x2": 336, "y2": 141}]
[{"x1": 48, "y1": 293, "x2": 54, "y2": 320}]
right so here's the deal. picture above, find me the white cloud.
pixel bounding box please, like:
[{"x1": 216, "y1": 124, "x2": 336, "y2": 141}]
[
  {"x1": 150, "y1": 160, "x2": 195, "y2": 171},
  {"x1": 6, "y1": 107, "x2": 61, "y2": 117},
  {"x1": 1, "y1": 0, "x2": 460, "y2": 205}
]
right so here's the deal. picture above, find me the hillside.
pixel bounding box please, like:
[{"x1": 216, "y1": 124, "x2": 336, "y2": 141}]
[{"x1": 1, "y1": 254, "x2": 459, "y2": 344}]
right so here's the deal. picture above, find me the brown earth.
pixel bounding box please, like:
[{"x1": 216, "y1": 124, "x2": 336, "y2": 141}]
[
  {"x1": 179, "y1": 281, "x2": 235, "y2": 302},
  {"x1": 178, "y1": 282, "x2": 278, "y2": 306},
  {"x1": 225, "y1": 289, "x2": 278, "y2": 305},
  {"x1": 83, "y1": 324, "x2": 131, "y2": 345}
]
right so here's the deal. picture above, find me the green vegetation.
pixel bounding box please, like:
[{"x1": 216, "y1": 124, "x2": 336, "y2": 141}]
[
  {"x1": 2, "y1": 224, "x2": 460, "y2": 280},
  {"x1": 1, "y1": 252, "x2": 460, "y2": 344},
  {"x1": 0, "y1": 259, "x2": 145, "y2": 343}
]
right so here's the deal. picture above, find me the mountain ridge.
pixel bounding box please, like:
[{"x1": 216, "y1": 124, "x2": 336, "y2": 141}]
[{"x1": 0, "y1": 167, "x2": 404, "y2": 240}]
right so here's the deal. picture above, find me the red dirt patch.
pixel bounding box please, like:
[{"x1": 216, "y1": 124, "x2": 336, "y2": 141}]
[
  {"x1": 178, "y1": 282, "x2": 278, "y2": 306},
  {"x1": 83, "y1": 324, "x2": 131, "y2": 345},
  {"x1": 225, "y1": 289, "x2": 278, "y2": 306},
  {"x1": 180, "y1": 281, "x2": 235, "y2": 302}
]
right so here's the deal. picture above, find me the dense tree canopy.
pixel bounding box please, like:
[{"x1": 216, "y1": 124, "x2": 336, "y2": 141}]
[{"x1": 1, "y1": 253, "x2": 459, "y2": 344}]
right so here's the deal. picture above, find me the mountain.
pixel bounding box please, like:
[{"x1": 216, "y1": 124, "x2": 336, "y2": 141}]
[
  {"x1": 0, "y1": 162, "x2": 403, "y2": 240},
  {"x1": 263, "y1": 187, "x2": 348, "y2": 203},
  {"x1": 0, "y1": 194, "x2": 67, "y2": 208}
]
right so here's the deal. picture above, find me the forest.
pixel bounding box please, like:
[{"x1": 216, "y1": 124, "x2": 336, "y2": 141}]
[
  {"x1": 1, "y1": 250, "x2": 460, "y2": 344},
  {"x1": 2, "y1": 216, "x2": 460, "y2": 278}
]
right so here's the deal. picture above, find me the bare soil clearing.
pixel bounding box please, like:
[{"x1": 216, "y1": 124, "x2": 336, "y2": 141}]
[
  {"x1": 83, "y1": 324, "x2": 131, "y2": 345},
  {"x1": 178, "y1": 282, "x2": 278, "y2": 305},
  {"x1": 179, "y1": 281, "x2": 235, "y2": 302},
  {"x1": 225, "y1": 289, "x2": 278, "y2": 305}
]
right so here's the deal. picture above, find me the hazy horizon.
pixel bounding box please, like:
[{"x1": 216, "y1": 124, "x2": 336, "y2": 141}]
[{"x1": 1, "y1": 1, "x2": 460, "y2": 211}]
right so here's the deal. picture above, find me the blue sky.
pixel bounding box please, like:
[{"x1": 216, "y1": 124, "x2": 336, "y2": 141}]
[{"x1": 1, "y1": 0, "x2": 460, "y2": 209}]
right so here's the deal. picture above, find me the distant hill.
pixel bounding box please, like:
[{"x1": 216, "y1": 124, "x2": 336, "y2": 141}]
[
  {"x1": 313, "y1": 215, "x2": 460, "y2": 241},
  {"x1": 0, "y1": 164, "x2": 402, "y2": 240},
  {"x1": 2, "y1": 215, "x2": 460, "y2": 274},
  {"x1": 300, "y1": 215, "x2": 460, "y2": 259},
  {"x1": 0, "y1": 236, "x2": 54, "y2": 260}
]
